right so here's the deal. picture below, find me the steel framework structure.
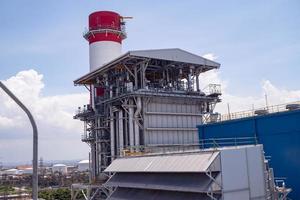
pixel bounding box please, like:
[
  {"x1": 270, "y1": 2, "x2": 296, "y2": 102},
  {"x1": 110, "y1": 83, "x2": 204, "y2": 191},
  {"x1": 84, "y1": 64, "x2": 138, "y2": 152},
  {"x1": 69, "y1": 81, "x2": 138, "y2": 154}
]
[{"x1": 74, "y1": 49, "x2": 222, "y2": 193}]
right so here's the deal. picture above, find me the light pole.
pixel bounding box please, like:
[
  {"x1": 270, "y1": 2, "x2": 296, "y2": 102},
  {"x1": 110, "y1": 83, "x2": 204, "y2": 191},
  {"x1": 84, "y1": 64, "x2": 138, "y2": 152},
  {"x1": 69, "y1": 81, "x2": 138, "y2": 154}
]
[{"x1": 0, "y1": 81, "x2": 38, "y2": 200}]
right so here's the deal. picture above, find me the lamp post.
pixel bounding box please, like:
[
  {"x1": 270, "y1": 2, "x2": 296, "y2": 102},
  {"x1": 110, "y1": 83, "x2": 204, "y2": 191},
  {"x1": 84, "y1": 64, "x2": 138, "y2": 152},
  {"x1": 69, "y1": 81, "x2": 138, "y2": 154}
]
[{"x1": 0, "y1": 81, "x2": 38, "y2": 200}]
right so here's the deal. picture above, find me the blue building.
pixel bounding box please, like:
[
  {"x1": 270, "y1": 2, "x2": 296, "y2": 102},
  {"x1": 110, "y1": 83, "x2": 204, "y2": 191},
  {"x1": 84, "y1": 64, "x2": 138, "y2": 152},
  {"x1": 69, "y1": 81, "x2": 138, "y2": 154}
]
[{"x1": 197, "y1": 109, "x2": 300, "y2": 199}]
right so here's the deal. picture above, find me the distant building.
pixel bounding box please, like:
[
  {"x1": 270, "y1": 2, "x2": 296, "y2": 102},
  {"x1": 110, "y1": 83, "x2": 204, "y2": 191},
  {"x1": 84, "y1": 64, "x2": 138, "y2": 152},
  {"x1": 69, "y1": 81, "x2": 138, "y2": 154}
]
[
  {"x1": 2, "y1": 168, "x2": 19, "y2": 175},
  {"x1": 77, "y1": 160, "x2": 89, "y2": 172},
  {"x1": 52, "y1": 164, "x2": 67, "y2": 174},
  {"x1": 17, "y1": 165, "x2": 33, "y2": 175}
]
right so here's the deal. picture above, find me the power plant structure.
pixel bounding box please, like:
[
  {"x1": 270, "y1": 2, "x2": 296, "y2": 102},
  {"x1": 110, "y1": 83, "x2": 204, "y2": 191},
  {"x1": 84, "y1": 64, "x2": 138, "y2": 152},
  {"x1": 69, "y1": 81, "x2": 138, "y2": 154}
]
[
  {"x1": 73, "y1": 11, "x2": 291, "y2": 200},
  {"x1": 74, "y1": 11, "x2": 221, "y2": 180}
]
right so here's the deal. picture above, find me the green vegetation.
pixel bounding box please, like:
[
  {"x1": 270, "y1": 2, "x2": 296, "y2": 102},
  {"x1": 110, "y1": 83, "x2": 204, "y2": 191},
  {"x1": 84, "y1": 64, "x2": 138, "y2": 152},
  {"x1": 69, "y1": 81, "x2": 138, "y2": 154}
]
[
  {"x1": 0, "y1": 186, "x2": 16, "y2": 195},
  {"x1": 38, "y1": 188, "x2": 71, "y2": 200}
]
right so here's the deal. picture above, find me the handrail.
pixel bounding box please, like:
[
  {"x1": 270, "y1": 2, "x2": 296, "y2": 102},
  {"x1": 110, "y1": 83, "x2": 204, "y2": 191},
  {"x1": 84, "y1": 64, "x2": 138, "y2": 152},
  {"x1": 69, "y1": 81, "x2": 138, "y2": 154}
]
[
  {"x1": 116, "y1": 136, "x2": 258, "y2": 157},
  {"x1": 205, "y1": 101, "x2": 300, "y2": 124}
]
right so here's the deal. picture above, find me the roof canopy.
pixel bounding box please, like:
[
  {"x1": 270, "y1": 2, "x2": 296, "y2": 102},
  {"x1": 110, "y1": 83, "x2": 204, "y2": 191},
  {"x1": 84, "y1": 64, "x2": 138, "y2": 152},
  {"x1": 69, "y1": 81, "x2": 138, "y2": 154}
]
[
  {"x1": 74, "y1": 48, "x2": 220, "y2": 85},
  {"x1": 104, "y1": 151, "x2": 220, "y2": 173}
]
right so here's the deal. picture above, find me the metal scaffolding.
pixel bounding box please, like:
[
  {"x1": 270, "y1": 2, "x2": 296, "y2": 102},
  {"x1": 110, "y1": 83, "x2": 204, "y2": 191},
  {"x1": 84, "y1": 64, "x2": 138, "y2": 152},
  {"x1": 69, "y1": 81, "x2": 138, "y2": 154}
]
[{"x1": 73, "y1": 49, "x2": 222, "y2": 199}]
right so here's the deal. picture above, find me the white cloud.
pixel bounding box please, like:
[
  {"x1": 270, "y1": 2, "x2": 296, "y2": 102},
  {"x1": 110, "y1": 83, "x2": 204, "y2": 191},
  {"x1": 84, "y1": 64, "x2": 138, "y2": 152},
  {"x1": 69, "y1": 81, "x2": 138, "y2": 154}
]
[
  {"x1": 1, "y1": 68, "x2": 299, "y2": 163},
  {"x1": 199, "y1": 54, "x2": 300, "y2": 114},
  {"x1": 0, "y1": 115, "x2": 15, "y2": 129},
  {"x1": 198, "y1": 69, "x2": 300, "y2": 114},
  {"x1": 0, "y1": 70, "x2": 89, "y2": 163},
  {"x1": 202, "y1": 53, "x2": 218, "y2": 61}
]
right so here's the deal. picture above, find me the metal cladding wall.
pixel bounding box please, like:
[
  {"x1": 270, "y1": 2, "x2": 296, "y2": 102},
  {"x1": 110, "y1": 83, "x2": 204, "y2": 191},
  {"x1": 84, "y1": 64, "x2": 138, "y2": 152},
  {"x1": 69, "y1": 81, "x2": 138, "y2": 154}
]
[
  {"x1": 144, "y1": 98, "x2": 202, "y2": 145},
  {"x1": 197, "y1": 109, "x2": 300, "y2": 199}
]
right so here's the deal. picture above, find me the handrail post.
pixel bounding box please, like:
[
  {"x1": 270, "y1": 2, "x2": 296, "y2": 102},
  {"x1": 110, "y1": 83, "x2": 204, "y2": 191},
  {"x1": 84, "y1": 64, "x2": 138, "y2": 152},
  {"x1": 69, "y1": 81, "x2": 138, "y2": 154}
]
[{"x1": 0, "y1": 81, "x2": 38, "y2": 200}]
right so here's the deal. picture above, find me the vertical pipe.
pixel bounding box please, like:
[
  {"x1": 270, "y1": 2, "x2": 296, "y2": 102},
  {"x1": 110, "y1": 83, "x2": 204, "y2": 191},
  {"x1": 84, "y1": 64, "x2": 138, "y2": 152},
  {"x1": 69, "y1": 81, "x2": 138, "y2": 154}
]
[
  {"x1": 134, "y1": 66, "x2": 138, "y2": 90},
  {"x1": 115, "y1": 112, "x2": 119, "y2": 156},
  {"x1": 91, "y1": 142, "x2": 97, "y2": 181},
  {"x1": 128, "y1": 100, "x2": 134, "y2": 151},
  {"x1": 265, "y1": 93, "x2": 269, "y2": 111},
  {"x1": 227, "y1": 103, "x2": 231, "y2": 120},
  {"x1": 118, "y1": 110, "x2": 124, "y2": 156},
  {"x1": 188, "y1": 67, "x2": 193, "y2": 91},
  {"x1": 110, "y1": 107, "x2": 115, "y2": 160},
  {"x1": 0, "y1": 81, "x2": 38, "y2": 200},
  {"x1": 91, "y1": 85, "x2": 95, "y2": 109},
  {"x1": 124, "y1": 112, "x2": 128, "y2": 147},
  {"x1": 134, "y1": 97, "x2": 142, "y2": 150},
  {"x1": 196, "y1": 73, "x2": 200, "y2": 92},
  {"x1": 88, "y1": 152, "x2": 91, "y2": 183}
]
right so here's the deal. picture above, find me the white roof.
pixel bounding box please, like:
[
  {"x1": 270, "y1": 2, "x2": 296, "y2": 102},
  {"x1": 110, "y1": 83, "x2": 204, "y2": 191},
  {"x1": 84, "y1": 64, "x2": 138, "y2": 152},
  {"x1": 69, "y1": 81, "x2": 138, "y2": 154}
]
[
  {"x1": 74, "y1": 48, "x2": 220, "y2": 85},
  {"x1": 129, "y1": 49, "x2": 220, "y2": 68},
  {"x1": 5, "y1": 169, "x2": 18, "y2": 172},
  {"x1": 53, "y1": 164, "x2": 66, "y2": 167},
  {"x1": 105, "y1": 151, "x2": 220, "y2": 173},
  {"x1": 78, "y1": 160, "x2": 89, "y2": 164}
]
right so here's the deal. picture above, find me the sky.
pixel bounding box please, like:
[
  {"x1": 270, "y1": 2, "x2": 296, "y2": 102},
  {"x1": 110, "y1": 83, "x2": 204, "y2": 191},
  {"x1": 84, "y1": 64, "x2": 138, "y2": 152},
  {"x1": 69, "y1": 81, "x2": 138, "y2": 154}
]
[{"x1": 0, "y1": 0, "x2": 299, "y2": 164}]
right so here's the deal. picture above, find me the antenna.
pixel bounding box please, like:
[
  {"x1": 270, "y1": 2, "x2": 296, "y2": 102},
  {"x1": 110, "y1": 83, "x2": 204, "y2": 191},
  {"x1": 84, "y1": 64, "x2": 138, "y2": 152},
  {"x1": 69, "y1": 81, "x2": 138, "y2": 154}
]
[
  {"x1": 265, "y1": 93, "x2": 269, "y2": 110},
  {"x1": 227, "y1": 103, "x2": 231, "y2": 120}
]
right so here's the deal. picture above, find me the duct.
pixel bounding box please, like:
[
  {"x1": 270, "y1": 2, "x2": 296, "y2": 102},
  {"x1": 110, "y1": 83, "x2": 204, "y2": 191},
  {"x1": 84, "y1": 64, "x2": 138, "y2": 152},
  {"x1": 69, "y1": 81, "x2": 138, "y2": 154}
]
[
  {"x1": 128, "y1": 100, "x2": 135, "y2": 151},
  {"x1": 110, "y1": 107, "x2": 115, "y2": 159},
  {"x1": 110, "y1": 85, "x2": 113, "y2": 98},
  {"x1": 119, "y1": 110, "x2": 124, "y2": 156},
  {"x1": 91, "y1": 85, "x2": 95, "y2": 109},
  {"x1": 188, "y1": 67, "x2": 194, "y2": 91},
  {"x1": 124, "y1": 112, "x2": 128, "y2": 147},
  {"x1": 196, "y1": 73, "x2": 200, "y2": 92},
  {"x1": 134, "y1": 97, "x2": 142, "y2": 149}
]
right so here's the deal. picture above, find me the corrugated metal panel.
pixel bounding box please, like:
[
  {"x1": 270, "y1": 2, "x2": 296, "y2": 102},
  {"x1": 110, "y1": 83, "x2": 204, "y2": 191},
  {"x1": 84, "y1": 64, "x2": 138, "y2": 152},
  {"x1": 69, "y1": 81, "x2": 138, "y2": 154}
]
[
  {"x1": 105, "y1": 172, "x2": 221, "y2": 193},
  {"x1": 104, "y1": 151, "x2": 220, "y2": 173},
  {"x1": 144, "y1": 100, "x2": 202, "y2": 145},
  {"x1": 107, "y1": 188, "x2": 215, "y2": 200},
  {"x1": 74, "y1": 48, "x2": 220, "y2": 84},
  {"x1": 129, "y1": 49, "x2": 220, "y2": 68}
]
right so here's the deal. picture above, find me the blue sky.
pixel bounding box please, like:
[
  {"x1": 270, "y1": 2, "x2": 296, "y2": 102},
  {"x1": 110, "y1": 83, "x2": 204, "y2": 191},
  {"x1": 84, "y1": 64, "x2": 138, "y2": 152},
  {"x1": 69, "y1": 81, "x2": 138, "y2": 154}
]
[
  {"x1": 0, "y1": 0, "x2": 300, "y2": 163},
  {"x1": 0, "y1": 0, "x2": 299, "y2": 96}
]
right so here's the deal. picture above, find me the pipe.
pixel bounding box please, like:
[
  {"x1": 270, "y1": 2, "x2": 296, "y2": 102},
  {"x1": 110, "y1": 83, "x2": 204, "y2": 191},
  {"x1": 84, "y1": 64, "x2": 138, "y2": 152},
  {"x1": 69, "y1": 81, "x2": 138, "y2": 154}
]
[
  {"x1": 0, "y1": 81, "x2": 38, "y2": 200},
  {"x1": 128, "y1": 101, "x2": 134, "y2": 151},
  {"x1": 134, "y1": 97, "x2": 142, "y2": 150},
  {"x1": 196, "y1": 72, "x2": 200, "y2": 92},
  {"x1": 118, "y1": 110, "x2": 124, "y2": 156},
  {"x1": 91, "y1": 85, "x2": 95, "y2": 109},
  {"x1": 188, "y1": 67, "x2": 193, "y2": 91},
  {"x1": 91, "y1": 143, "x2": 97, "y2": 181},
  {"x1": 110, "y1": 107, "x2": 115, "y2": 159}
]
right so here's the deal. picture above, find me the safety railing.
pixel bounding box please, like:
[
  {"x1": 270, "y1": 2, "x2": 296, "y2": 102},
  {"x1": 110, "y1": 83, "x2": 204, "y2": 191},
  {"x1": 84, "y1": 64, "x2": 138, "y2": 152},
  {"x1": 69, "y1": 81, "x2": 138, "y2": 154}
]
[
  {"x1": 205, "y1": 101, "x2": 300, "y2": 124},
  {"x1": 75, "y1": 104, "x2": 93, "y2": 115},
  {"x1": 83, "y1": 24, "x2": 127, "y2": 40},
  {"x1": 202, "y1": 84, "x2": 222, "y2": 96},
  {"x1": 117, "y1": 136, "x2": 258, "y2": 157}
]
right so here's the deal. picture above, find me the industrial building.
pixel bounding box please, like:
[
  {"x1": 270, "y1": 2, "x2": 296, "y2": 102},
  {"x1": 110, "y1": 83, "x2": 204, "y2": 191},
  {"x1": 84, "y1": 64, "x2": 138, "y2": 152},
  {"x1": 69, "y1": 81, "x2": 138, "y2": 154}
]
[
  {"x1": 197, "y1": 104, "x2": 300, "y2": 199},
  {"x1": 52, "y1": 164, "x2": 68, "y2": 174},
  {"x1": 78, "y1": 160, "x2": 90, "y2": 172},
  {"x1": 73, "y1": 11, "x2": 291, "y2": 200},
  {"x1": 104, "y1": 145, "x2": 284, "y2": 200},
  {"x1": 74, "y1": 11, "x2": 221, "y2": 180}
]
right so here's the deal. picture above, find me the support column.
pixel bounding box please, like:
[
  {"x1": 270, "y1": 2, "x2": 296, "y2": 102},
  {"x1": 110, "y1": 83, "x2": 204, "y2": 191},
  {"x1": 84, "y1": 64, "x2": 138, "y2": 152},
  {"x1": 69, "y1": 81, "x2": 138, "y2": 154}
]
[
  {"x1": 134, "y1": 97, "x2": 141, "y2": 151},
  {"x1": 128, "y1": 100, "x2": 135, "y2": 151},
  {"x1": 118, "y1": 110, "x2": 124, "y2": 156},
  {"x1": 110, "y1": 107, "x2": 115, "y2": 160},
  {"x1": 196, "y1": 73, "x2": 200, "y2": 92}
]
